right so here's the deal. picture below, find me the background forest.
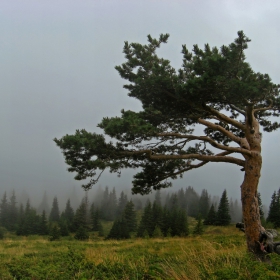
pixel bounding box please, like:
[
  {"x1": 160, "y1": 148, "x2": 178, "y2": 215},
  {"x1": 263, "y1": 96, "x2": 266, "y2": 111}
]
[{"x1": 0, "y1": 185, "x2": 279, "y2": 241}]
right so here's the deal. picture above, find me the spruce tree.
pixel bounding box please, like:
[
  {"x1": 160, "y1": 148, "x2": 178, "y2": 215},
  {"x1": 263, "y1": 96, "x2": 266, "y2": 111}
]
[
  {"x1": 198, "y1": 189, "x2": 210, "y2": 219},
  {"x1": 60, "y1": 199, "x2": 74, "y2": 232},
  {"x1": 7, "y1": 190, "x2": 18, "y2": 231},
  {"x1": 74, "y1": 226, "x2": 89, "y2": 240},
  {"x1": 0, "y1": 192, "x2": 9, "y2": 229},
  {"x1": 49, "y1": 197, "x2": 60, "y2": 223},
  {"x1": 72, "y1": 198, "x2": 90, "y2": 232},
  {"x1": 38, "y1": 210, "x2": 49, "y2": 235},
  {"x1": 267, "y1": 189, "x2": 280, "y2": 228},
  {"x1": 117, "y1": 191, "x2": 128, "y2": 217},
  {"x1": 137, "y1": 201, "x2": 153, "y2": 237},
  {"x1": 123, "y1": 200, "x2": 137, "y2": 233},
  {"x1": 203, "y1": 204, "x2": 216, "y2": 225},
  {"x1": 37, "y1": 191, "x2": 50, "y2": 215},
  {"x1": 193, "y1": 215, "x2": 204, "y2": 235},
  {"x1": 106, "y1": 217, "x2": 130, "y2": 240},
  {"x1": 216, "y1": 190, "x2": 231, "y2": 226},
  {"x1": 49, "y1": 223, "x2": 61, "y2": 241}
]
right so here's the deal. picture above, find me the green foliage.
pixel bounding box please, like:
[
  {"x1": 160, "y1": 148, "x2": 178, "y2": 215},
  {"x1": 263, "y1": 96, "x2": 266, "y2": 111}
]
[
  {"x1": 49, "y1": 223, "x2": 60, "y2": 241},
  {"x1": 204, "y1": 204, "x2": 217, "y2": 225},
  {"x1": 152, "y1": 225, "x2": 163, "y2": 238},
  {"x1": 49, "y1": 197, "x2": 60, "y2": 223},
  {"x1": 193, "y1": 215, "x2": 204, "y2": 235},
  {"x1": 267, "y1": 188, "x2": 280, "y2": 228},
  {"x1": 106, "y1": 218, "x2": 130, "y2": 240},
  {"x1": 54, "y1": 31, "x2": 280, "y2": 194},
  {"x1": 216, "y1": 190, "x2": 231, "y2": 226},
  {"x1": 1, "y1": 226, "x2": 280, "y2": 279},
  {"x1": 74, "y1": 226, "x2": 89, "y2": 240}
]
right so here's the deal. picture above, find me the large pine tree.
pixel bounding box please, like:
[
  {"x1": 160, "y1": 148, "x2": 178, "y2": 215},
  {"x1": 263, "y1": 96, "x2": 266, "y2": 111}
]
[{"x1": 55, "y1": 31, "x2": 280, "y2": 257}]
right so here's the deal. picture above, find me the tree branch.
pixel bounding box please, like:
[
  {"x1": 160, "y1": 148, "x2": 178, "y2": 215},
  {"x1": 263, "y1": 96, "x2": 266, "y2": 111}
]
[
  {"x1": 230, "y1": 104, "x2": 246, "y2": 116},
  {"x1": 157, "y1": 132, "x2": 251, "y2": 156},
  {"x1": 253, "y1": 99, "x2": 273, "y2": 113},
  {"x1": 202, "y1": 104, "x2": 245, "y2": 131},
  {"x1": 197, "y1": 118, "x2": 250, "y2": 150}
]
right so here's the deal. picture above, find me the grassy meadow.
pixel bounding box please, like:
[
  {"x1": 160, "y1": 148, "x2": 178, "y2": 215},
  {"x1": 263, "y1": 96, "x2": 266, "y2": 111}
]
[{"x1": 0, "y1": 224, "x2": 280, "y2": 280}]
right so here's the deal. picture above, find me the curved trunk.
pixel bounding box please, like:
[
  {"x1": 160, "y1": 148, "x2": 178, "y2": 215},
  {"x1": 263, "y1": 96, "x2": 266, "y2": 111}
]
[
  {"x1": 241, "y1": 153, "x2": 263, "y2": 255},
  {"x1": 241, "y1": 108, "x2": 264, "y2": 257}
]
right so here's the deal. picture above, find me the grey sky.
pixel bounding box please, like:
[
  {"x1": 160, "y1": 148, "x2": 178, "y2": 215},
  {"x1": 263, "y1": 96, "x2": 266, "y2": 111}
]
[{"x1": 1, "y1": 0, "x2": 280, "y2": 205}]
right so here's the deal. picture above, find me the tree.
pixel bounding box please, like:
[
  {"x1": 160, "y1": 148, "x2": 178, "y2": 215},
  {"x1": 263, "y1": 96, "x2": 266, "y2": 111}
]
[
  {"x1": 37, "y1": 191, "x2": 50, "y2": 215},
  {"x1": 123, "y1": 200, "x2": 137, "y2": 233},
  {"x1": 0, "y1": 192, "x2": 9, "y2": 229},
  {"x1": 117, "y1": 191, "x2": 128, "y2": 217},
  {"x1": 106, "y1": 217, "x2": 130, "y2": 240},
  {"x1": 49, "y1": 197, "x2": 60, "y2": 223},
  {"x1": 266, "y1": 189, "x2": 280, "y2": 228},
  {"x1": 60, "y1": 199, "x2": 75, "y2": 232},
  {"x1": 193, "y1": 214, "x2": 204, "y2": 235},
  {"x1": 38, "y1": 210, "x2": 49, "y2": 235},
  {"x1": 198, "y1": 189, "x2": 210, "y2": 219},
  {"x1": 203, "y1": 204, "x2": 216, "y2": 225},
  {"x1": 8, "y1": 190, "x2": 18, "y2": 231},
  {"x1": 54, "y1": 32, "x2": 280, "y2": 257},
  {"x1": 216, "y1": 190, "x2": 231, "y2": 226}
]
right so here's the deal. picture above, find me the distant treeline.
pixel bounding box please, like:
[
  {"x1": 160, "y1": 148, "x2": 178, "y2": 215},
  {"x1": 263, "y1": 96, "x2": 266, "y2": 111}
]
[{"x1": 0, "y1": 186, "x2": 247, "y2": 239}]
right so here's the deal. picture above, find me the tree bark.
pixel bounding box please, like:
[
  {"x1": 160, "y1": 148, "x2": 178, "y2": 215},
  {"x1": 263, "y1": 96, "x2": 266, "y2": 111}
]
[{"x1": 241, "y1": 109, "x2": 264, "y2": 258}]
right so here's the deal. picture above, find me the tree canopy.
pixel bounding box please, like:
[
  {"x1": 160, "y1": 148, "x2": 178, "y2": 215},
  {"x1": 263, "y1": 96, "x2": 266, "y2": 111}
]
[{"x1": 54, "y1": 31, "x2": 280, "y2": 196}]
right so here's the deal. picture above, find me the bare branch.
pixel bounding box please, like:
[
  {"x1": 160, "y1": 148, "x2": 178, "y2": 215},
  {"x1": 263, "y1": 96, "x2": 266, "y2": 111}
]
[{"x1": 230, "y1": 104, "x2": 246, "y2": 115}]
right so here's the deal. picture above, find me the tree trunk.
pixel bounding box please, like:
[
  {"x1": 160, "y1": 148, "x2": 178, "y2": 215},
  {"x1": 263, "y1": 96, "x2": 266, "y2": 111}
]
[
  {"x1": 241, "y1": 109, "x2": 264, "y2": 258},
  {"x1": 241, "y1": 154, "x2": 263, "y2": 257}
]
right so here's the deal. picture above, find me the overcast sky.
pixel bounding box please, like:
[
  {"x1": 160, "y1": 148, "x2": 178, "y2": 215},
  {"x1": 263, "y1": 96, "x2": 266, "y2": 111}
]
[{"x1": 1, "y1": 0, "x2": 280, "y2": 205}]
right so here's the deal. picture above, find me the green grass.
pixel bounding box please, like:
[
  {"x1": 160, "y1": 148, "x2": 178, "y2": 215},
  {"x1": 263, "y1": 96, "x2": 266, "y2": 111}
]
[{"x1": 0, "y1": 226, "x2": 280, "y2": 279}]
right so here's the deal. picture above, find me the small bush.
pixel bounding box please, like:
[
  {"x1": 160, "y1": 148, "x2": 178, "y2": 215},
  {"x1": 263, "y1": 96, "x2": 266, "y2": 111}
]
[{"x1": 74, "y1": 226, "x2": 89, "y2": 240}]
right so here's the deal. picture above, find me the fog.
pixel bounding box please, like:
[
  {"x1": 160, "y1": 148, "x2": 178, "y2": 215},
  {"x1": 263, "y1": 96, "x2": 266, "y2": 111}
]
[{"x1": 1, "y1": 0, "x2": 280, "y2": 208}]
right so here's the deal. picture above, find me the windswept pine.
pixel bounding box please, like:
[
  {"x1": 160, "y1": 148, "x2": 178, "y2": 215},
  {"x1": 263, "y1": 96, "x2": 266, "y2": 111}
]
[{"x1": 54, "y1": 31, "x2": 280, "y2": 258}]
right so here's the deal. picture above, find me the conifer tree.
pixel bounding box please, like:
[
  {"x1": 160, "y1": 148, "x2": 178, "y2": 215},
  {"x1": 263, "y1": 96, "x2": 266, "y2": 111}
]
[
  {"x1": 73, "y1": 198, "x2": 91, "y2": 232},
  {"x1": 60, "y1": 199, "x2": 74, "y2": 231},
  {"x1": 123, "y1": 200, "x2": 137, "y2": 233},
  {"x1": 49, "y1": 197, "x2": 60, "y2": 223},
  {"x1": 117, "y1": 191, "x2": 128, "y2": 217},
  {"x1": 266, "y1": 189, "x2": 280, "y2": 228},
  {"x1": 203, "y1": 204, "x2": 217, "y2": 225},
  {"x1": 37, "y1": 191, "x2": 50, "y2": 215},
  {"x1": 38, "y1": 210, "x2": 49, "y2": 235},
  {"x1": 55, "y1": 31, "x2": 280, "y2": 256},
  {"x1": 137, "y1": 201, "x2": 154, "y2": 237},
  {"x1": 106, "y1": 217, "x2": 130, "y2": 240},
  {"x1": 49, "y1": 223, "x2": 61, "y2": 241},
  {"x1": 193, "y1": 214, "x2": 204, "y2": 235},
  {"x1": 7, "y1": 190, "x2": 18, "y2": 231},
  {"x1": 0, "y1": 192, "x2": 8, "y2": 229},
  {"x1": 199, "y1": 189, "x2": 210, "y2": 219},
  {"x1": 185, "y1": 187, "x2": 199, "y2": 217},
  {"x1": 74, "y1": 225, "x2": 89, "y2": 240},
  {"x1": 216, "y1": 190, "x2": 231, "y2": 226}
]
